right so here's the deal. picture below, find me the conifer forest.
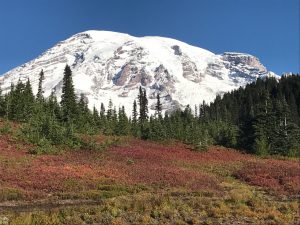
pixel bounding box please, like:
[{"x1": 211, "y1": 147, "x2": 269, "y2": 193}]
[{"x1": 1, "y1": 65, "x2": 299, "y2": 157}]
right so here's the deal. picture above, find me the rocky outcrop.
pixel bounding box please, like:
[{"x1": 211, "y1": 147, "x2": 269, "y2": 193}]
[
  {"x1": 182, "y1": 56, "x2": 202, "y2": 83},
  {"x1": 222, "y1": 52, "x2": 267, "y2": 73}
]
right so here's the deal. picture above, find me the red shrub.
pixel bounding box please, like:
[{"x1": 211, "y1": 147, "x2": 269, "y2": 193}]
[{"x1": 234, "y1": 160, "x2": 300, "y2": 196}]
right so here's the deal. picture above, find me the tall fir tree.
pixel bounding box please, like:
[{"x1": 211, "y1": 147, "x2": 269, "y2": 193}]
[
  {"x1": 22, "y1": 78, "x2": 35, "y2": 121},
  {"x1": 99, "y1": 102, "x2": 107, "y2": 132},
  {"x1": 36, "y1": 69, "x2": 45, "y2": 102},
  {"x1": 77, "y1": 93, "x2": 92, "y2": 133},
  {"x1": 0, "y1": 86, "x2": 5, "y2": 117},
  {"x1": 155, "y1": 93, "x2": 162, "y2": 118},
  {"x1": 131, "y1": 100, "x2": 139, "y2": 137},
  {"x1": 60, "y1": 65, "x2": 77, "y2": 123},
  {"x1": 92, "y1": 105, "x2": 100, "y2": 127},
  {"x1": 116, "y1": 106, "x2": 129, "y2": 135},
  {"x1": 138, "y1": 86, "x2": 148, "y2": 123},
  {"x1": 47, "y1": 89, "x2": 61, "y2": 120},
  {"x1": 138, "y1": 86, "x2": 149, "y2": 139}
]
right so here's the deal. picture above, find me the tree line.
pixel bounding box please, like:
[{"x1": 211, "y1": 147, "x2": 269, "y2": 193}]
[{"x1": 0, "y1": 65, "x2": 299, "y2": 156}]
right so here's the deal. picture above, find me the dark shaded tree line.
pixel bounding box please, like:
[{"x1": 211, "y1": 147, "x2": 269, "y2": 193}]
[{"x1": 200, "y1": 75, "x2": 300, "y2": 156}]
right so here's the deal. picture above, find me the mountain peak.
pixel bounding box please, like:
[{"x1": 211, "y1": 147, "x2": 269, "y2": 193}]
[{"x1": 0, "y1": 31, "x2": 276, "y2": 115}]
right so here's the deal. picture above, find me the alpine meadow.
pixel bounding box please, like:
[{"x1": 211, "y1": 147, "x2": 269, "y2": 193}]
[{"x1": 0, "y1": 1, "x2": 299, "y2": 225}]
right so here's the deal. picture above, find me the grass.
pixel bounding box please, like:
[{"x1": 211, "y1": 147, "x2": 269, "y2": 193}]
[
  {"x1": 2, "y1": 188, "x2": 299, "y2": 225},
  {"x1": 0, "y1": 188, "x2": 24, "y2": 201}
]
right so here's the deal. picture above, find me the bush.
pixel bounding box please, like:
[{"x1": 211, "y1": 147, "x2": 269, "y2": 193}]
[
  {"x1": 254, "y1": 136, "x2": 270, "y2": 156},
  {"x1": 21, "y1": 113, "x2": 67, "y2": 145},
  {"x1": 0, "y1": 120, "x2": 12, "y2": 135},
  {"x1": 194, "y1": 130, "x2": 213, "y2": 151},
  {"x1": 287, "y1": 144, "x2": 300, "y2": 157},
  {"x1": 21, "y1": 112, "x2": 82, "y2": 153},
  {"x1": 28, "y1": 138, "x2": 60, "y2": 155}
]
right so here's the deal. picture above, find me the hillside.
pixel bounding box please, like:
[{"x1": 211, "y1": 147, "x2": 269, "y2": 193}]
[{"x1": 0, "y1": 120, "x2": 299, "y2": 225}]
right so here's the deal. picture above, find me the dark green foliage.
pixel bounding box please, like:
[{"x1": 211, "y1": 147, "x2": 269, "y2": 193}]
[
  {"x1": 99, "y1": 102, "x2": 107, "y2": 132},
  {"x1": 46, "y1": 89, "x2": 62, "y2": 120},
  {"x1": 36, "y1": 69, "x2": 45, "y2": 102},
  {"x1": 76, "y1": 93, "x2": 95, "y2": 134},
  {"x1": 131, "y1": 100, "x2": 140, "y2": 137},
  {"x1": 92, "y1": 106, "x2": 100, "y2": 127},
  {"x1": 22, "y1": 112, "x2": 66, "y2": 146},
  {"x1": 116, "y1": 106, "x2": 130, "y2": 135},
  {"x1": 0, "y1": 87, "x2": 5, "y2": 117},
  {"x1": 138, "y1": 87, "x2": 149, "y2": 139},
  {"x1": 205, "y1": 75, "x2": 300, "y2": 156},
  {"x1": 138, "y1": 86, "x2": 148, "y2": 124},
  {"x1": 0, "y1": 66, "x2": 299, "y2": 157},
  {"x1": 155, "y1": 93, "x2": 162, "y2": 118},
  {"x1": 253, "y1": 134, "x2": 270, "y2": 156},
  {"x1": 148, "y1": 115, "x2": 166, "y2": 141},
  {"x1": 23, "y1": 78, "x2": 35, "y2": 121},
  {"x1": 104, "y1": 99, "x2": 114, "y2": 135},
  {"x1": 60, "y1": 65, "x2": 77, "y2": 123},
  {"x1": 4, "y1": 79, "x2": 35, "y2": 122}
]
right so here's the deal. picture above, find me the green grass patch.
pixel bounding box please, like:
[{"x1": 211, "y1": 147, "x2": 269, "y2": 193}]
[
  {"x1": 0, "y1": 188, "x2": 24, "y2": 201},
  {"x1": 0, "y1": 121, "x2": 13, "y2": 135}
]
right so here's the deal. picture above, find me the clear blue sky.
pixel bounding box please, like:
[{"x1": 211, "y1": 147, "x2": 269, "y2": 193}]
[{"x1": 0, "y1": 0, "x2": 299, "y2": 75}]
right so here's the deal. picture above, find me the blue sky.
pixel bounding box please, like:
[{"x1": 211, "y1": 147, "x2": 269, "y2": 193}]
[{"x1": 0, "y1": 0, "x2": 299, "y2": 75}]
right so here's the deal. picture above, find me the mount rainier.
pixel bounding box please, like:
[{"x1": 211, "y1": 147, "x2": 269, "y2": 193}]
[{"x1": 0, "y1": 30, "x2": 277, "y2": 115}]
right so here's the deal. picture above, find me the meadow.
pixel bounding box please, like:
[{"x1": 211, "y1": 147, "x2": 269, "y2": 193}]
[{"x1": 0, "y1": 120, "x2": 299, "y2": 225}]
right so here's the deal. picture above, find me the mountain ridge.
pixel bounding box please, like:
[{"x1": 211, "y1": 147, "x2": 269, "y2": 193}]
[{"x1": 0, "y1": 30, "x2": 278, "y2": 115}]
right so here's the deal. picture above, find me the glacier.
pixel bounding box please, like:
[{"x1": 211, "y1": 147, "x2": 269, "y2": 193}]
[{"x1": 0, "y1": 30, "x2": 278, "y2": 115}]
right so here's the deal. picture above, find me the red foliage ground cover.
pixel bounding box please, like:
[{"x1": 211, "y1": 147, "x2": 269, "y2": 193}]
[
  {"x1": 235, "y1": 159, "x2": 300, "y2": 196},
  {"x1": 103, "y1": 140, "x2": 249, "y2": 189},
  {"x1": 0, "y1": 135, "x2": 299, "y2": 198}
]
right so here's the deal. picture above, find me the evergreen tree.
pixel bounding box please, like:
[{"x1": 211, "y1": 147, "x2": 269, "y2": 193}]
[
  {"x1": 116, "y1": 106, "x2": 129, "y2": 135},
  {"x1": 104, "y1": 99, "x2": 114, "y2": 135},
  {"x1": 47, "y1": 89, "x2": 61, "y2": 120},
  {"x1": 5, "y1": 83, "x2": 15, "y2": 120},
  {"x1": 36, "y1": 69, "x2": 45, "y2": 102},
  {"x1": 60, "y1": 65, "x2": 77, "y2": 123},
  {"x1": 112, "y1": 106, "x2": 118, "y2": 134},
  {"x1": 10, "y1": 79, "x2": 25, "y2": 121},
  {"x1": 149, "y1": 116, "x2": 166, "y2": 141},
  {"x1": 99, "y1": 103, "x2": 107, "y2": 132},
  {"x1": 131, "y1": 100, "x2": 139, "y2": 137},
  {"x1": 155, "y1": 93, "x2": 162, "y2": 118},
  {"x1": 270, "y1": 98, "x2": 300, "y2": 155},
  {"x1": 0, "y1": 86, "x2": 5, "y2": 117},
  {"x1": 138, "y1": 86, "x2": 148, "y2": 123},
  {"x1": 22, "y1": 78, "x2": 35, "y2": 121},
  {"x1": 92, "y1": 105, "x2": 100, "y2": 127},
  {"x1": 77, "y1": 93, "x2": 92, "y2": 133},
  {"x1": 138, "y1": 87, "x2": 149, "y2": 139},
  {"x1": 254, "y1": 134, "x2": 270, "y2": 156},
  {"x1": 106, "y1": 99, "x2": 113, "y2": 121}
]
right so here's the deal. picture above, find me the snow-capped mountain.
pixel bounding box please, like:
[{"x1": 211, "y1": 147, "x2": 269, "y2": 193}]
[{"x1": 0, "y1": 30, "x2": 278, "y2": 115}]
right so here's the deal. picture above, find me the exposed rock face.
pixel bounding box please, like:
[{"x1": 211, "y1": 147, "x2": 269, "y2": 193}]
[
  {"x1": 0, "y1": 30, "x2": 278, "y2": 115},
  {"x1": 182, "y1": 56, "x2": 202, "y2": 83},
  {"x1": 171, "y1": 45, "x2": 182, "y2": 56},
  {"x1": 222, "y1": 52, "x2": 267, "y2": 73}
]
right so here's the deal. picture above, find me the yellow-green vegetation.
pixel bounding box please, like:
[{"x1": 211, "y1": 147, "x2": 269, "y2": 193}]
[
  {"x1": 56, "y1": 182, "x2": 148, "y2": 201},
  {"x1": 1, "y1": 186, "x2": 299, "y2": 225},
  {"x1": 0, "y1": 188, "x2": 24, "y2": 202}
]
